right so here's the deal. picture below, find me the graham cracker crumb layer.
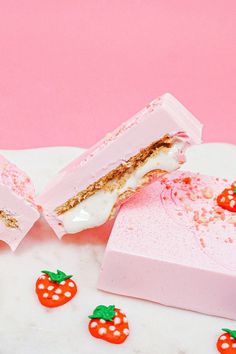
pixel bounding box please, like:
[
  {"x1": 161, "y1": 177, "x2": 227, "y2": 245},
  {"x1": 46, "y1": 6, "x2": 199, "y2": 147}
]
[
  {"x1": 108, "y1": 168, "x2": 166, "y2": 220},
  {"x1": 55, "y1": 134, "x2": 174, "y2": 215},
  {"x1": 0, "y1": 210, "x2": 18, "y2": 228}
]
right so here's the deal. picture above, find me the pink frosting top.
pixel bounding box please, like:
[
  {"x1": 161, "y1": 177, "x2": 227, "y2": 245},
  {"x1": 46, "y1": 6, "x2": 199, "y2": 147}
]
[
  {"x1": 108, "y1": 171, "x2": 236, "y2": 274},
  {"x1": 38, "y1": 93, "x2": 202, "y2": 213}
]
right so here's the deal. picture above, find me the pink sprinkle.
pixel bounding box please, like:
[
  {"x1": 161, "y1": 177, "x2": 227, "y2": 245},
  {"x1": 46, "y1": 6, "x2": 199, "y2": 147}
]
[
  {"x1": 214, "y1": 207, "x2": 224, "y2": 214},
  {"x1": 220, "y1": 214, "x2": 226, "y2": 221},
  {"x1": 228, "y1": 217, "x2": 236, "y2": 226},
  {"x1": 193, "y1": 211, "x2": 199, "y2": 222},
  {"x1": 173, "y1": 178, "x2": 180, "y2": 183},
  {"x1": 189, "y1": 193, "x2": 197, "y2": 201},
  {"x1": 202, "y1": 187, "x2": 213, "y2": 199},
  {"x1": 200, "y1": 238, "x2": 206, "y2": 248}
]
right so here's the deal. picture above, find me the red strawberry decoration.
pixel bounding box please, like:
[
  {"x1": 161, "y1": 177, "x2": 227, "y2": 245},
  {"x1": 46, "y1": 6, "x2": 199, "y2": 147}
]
[
  {"x1": 217, "y1": 328, "x2": 236, "y2": 353},
  {"x1": 217, "y1": 182, "x2": 236, "y2": 212},
  {"x1": 35, "y1": 269, "x2": 77, "y2": 308},
  {"x1": 88, "y1": 305, "x2": 129, "y2": 344}
]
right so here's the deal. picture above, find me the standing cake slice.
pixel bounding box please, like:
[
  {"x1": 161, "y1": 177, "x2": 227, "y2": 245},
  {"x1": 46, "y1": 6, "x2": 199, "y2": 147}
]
[
  {"x1": 38, "y1": 93, "x2": 202, "y2": 238},
  {"x1": 0, "y1": 155, "x2": 40, "y2": 250}
]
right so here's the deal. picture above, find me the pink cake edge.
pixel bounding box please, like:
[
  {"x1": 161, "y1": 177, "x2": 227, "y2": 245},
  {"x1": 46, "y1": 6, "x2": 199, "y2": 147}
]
[
  {"x1": 0, "y1": 187, "x2": 40, "y2": 251},
  {"x1": 8, "y1": 210, "x2": 40, "y2": 252},
  {"x1": 98, "y1": 249, "x2": 236, "y2": 320},
  {"x1": 37, "y1": 93, "x2": 202, "y2": 238},
  {"x1": 0, "y1": 154, "x2": 37, "y2": 206},
  {"x1": 97, "y1": 171, "x2": 236, "y2": 319},
  {"x1": 37, "y1": 93, "x2": 202, "y2": 205},
  {"x1": 0, "y1": 155, "x2": 40, "y2": 250},
  {"x1": 60, "y1": 92, "x2": 202, "y2": 175},
  {"x1": 41, "y1": 151, "x2": 192, "y2": 240}
]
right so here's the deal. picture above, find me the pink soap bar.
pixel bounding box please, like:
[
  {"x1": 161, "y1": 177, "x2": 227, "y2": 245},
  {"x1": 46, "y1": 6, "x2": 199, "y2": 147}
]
[
  {"x1": 98, "y1": 171, "x2": 236, "y2": 319},
  {"x1": 38, "y1": 93, "x2": 202, "y2": 238},
  {"x1": 0, "y1": 155, "x2": 39, "y2": 251}
]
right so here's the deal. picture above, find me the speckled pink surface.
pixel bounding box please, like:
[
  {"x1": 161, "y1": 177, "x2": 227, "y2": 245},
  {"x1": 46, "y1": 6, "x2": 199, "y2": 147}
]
[
  {"x1": 0, "y1": 155, "x2": 39, "y2": 251},
  {"x1": 37, "y1": 93, "x2": 202, "y2": 238},
  {"x1": 0, "y1": 155, "x2": 35, "y2": 203},
  {"x1": 98, "y1": 171, "x2": 236, "y2": 319}
]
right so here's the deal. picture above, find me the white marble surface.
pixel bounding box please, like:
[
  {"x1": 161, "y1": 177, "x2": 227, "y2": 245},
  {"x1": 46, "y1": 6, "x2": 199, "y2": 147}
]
[{"x1": 0, "y1": 143, "x2": 235, "y2": 354}]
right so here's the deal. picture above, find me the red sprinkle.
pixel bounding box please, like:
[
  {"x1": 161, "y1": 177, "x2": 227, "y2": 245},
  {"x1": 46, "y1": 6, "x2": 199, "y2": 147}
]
[{"x1": 182, "y1": 177, "x2": 192, "y2": 184}]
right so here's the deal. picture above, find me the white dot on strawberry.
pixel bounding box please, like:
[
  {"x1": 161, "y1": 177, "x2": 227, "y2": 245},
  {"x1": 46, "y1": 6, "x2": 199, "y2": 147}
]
[
  {"x1": 123, "y1": 317, "x2": 128, "y2": 323},
  {"x1": 43, "y1": 293, "x2": 49, "y2": 298},
  {"x1": 221, "y1": 343, "x2": 229, "y2": 349},
  {"x1": 99, "y1": 319, "x2": 105, "y2": 324},
  {"x1": 60, "y1": 281, "x2": 66, "y2": 285},
  {"x1": 123, "y1": 329, "x2": 129, "y2": 335},
  {"x1": 47, "y1": 285, "x2": 54, "y2": 291},
  {"x1": 98, "y1": 328, "x2": 107, "y2": 335},
  {"x1": 52, "y1": 295, "x2": 59, "y2": 301},
  {"x1": 114, "y1": 317, "x2": 121, "y2": 325},
  {"x1": 109, "y1": 326, "x2": 115, "y2": 331},
  {"x1": 64, "y1": 291, "x2": 71, "y2": 297},
  {"x1": 232, "y1": 343, "x2": 236, "y2": 348},
  {"x1": 68, "y1": 282, "x2": 74, "y2": 287},
  {"x1": 55, "y1": 288, "x2": 62, "y2": 294},
  {"x1": 114, "y1": 330, "x2": 120, "y2": 336},
  {"x1": 90, "y1": 322, "x2": 97, "y2": 328},
  {"x1": 38, "y1": 283, "x2": 44, "y2": 289},
  {"x1": 220, "y1": 336, "x2": 227, "y2": 340}
]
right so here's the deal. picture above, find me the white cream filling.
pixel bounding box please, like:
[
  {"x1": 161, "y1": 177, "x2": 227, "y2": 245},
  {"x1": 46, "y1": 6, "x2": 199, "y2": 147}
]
[
  {"x1": 62, "y1": 189, "x2": 118, "y2": 234},
  {"x1": 61, "y1": 141, "x2": 185, "y2": 234}
]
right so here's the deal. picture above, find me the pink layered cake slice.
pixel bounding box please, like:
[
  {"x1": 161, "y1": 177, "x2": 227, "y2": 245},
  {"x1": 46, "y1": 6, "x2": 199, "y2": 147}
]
[
  {"x1": 0, "y1": 155, "x2": 40, "y2": 251},
  {"x1": 38, "y1": 93, "x2": 202, "y2": 238},
  {"x1": 98, "y1": 171, "x2": 236, "y2": 319}
]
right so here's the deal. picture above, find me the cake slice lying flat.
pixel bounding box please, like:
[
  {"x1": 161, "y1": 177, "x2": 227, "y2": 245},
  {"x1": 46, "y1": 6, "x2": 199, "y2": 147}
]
[
  {"x1": 0, "y1": 155, "x2": 40, "y2": 250},
  {"x1": 98, "y1": 171, "x2": 236, "y2": 319},
  {"x1": 38, "y1": 93, "x2": 202, "y2": 238}
]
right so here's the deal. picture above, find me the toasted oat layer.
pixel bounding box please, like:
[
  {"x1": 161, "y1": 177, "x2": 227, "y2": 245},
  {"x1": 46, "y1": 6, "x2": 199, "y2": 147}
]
[
  {"x1": 55, "y1": 134, "x2": 174, "y2": 215},
  {"x1": 0, "y1": 210, "x2": 18, "y2": 228}
]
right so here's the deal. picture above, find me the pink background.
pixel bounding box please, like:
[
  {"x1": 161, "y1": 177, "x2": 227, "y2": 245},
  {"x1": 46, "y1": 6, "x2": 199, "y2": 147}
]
[{"x1": 0, "y1": 1, "x2": 235, "y2": 149}]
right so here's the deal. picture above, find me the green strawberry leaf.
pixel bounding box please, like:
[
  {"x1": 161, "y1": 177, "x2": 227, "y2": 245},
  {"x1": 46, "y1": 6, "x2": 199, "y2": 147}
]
[
  {"x1": 41, "y1": 269, "x2": 73, "y2": 284},
  {"x1": 222, "y1": 328, "x2": 236, "y2": 340},
  {"x1": 88, "y1": 305, "x2": 115, "y2": 321},
  {"x1": 233, "y1": 187, "x2": 236, "y2": 194}
]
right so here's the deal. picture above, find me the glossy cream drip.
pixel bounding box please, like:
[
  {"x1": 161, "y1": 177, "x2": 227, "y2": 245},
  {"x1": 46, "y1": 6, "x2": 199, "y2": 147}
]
[
  {"x1": 61, "y1": 141, "x2": 185, "y2": 234},
  {"x1": 62, "y1": 190, "x2": 118, "y2": 234}
]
